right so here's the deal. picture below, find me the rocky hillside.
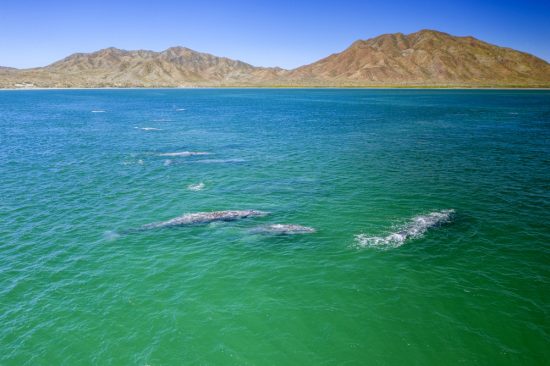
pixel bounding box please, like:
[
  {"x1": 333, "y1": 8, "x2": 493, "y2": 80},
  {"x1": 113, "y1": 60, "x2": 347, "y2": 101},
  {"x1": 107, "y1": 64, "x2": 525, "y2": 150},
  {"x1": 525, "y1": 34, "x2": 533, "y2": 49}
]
[
  {"x1": 0, "y1": 47, "x2": 286, "y2": 88},
  {"x1": 1, "y1": 30, "x2": 549, "y2": 87},
  {"x1": 286, "y1": 30, "x2": 550, "y2": 86}
]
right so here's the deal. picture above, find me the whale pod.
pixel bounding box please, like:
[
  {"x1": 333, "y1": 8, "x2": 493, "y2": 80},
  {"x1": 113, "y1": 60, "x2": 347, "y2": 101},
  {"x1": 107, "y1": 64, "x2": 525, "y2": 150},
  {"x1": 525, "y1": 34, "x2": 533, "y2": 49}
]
[{"x1": 141, "y1": 210, "x2": 268, "y2": 230}]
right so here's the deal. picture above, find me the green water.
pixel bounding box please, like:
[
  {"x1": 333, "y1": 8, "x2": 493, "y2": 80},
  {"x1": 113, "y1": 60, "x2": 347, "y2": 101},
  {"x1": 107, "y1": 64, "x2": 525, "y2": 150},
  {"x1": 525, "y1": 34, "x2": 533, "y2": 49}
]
[{"x1": 1, "y1": 89, "x2": 549, "y2": 365}]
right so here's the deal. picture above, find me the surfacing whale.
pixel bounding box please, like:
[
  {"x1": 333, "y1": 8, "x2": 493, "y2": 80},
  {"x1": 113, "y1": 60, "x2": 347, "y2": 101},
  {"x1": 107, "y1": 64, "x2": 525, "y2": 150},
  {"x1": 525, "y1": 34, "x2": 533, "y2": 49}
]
[
  {"x1": 187, "y1": 182, "x2": 205, "y2": 191},
  {"x1": 141, "y1": 210, "x2": 268, "y2": 230},
  {"x1": 251, "y1": 224, "x2": 316, "y2": 235},
  {"x1": 355, "y1": 209, "x2": 455, "y2": 248}
]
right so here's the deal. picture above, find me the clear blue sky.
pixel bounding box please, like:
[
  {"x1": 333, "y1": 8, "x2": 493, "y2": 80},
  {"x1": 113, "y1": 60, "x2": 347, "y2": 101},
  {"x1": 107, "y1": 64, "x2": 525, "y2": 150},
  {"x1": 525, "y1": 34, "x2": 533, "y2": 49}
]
[{"x1": 1, "y1": 0, "x2": 548, "y2": 69}]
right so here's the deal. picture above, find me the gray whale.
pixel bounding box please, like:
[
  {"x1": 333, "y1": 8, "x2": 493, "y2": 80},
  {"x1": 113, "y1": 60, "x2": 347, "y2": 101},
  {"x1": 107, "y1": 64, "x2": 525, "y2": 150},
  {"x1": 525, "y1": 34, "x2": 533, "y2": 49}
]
[
  {"x1": 159, "y1": 151, "x2": 210, "y2": 157},
  {"x1": 355, "y1": 209, "x2": 455, "y2": 248},
  {"x1": 251, "y1": 224, "x2": 316, "y2": 235},
  {"x1": 141, "y1": 210, "x2": 268, "y2": 230}
]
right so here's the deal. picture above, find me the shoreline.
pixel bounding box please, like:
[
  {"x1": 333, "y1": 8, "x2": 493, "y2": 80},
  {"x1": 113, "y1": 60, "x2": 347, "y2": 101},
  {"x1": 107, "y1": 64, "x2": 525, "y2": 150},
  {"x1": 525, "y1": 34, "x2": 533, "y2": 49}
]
[{"x1": 1, "y1": 86, "x2": 550, "y2": 91}]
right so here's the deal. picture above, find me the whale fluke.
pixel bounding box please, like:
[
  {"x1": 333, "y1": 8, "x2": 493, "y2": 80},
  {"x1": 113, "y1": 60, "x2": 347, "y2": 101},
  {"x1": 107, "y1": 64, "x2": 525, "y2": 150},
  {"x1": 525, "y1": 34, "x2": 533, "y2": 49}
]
[
  {"x1": 140, "y1": 210, "x2": 268, "y2": 230},
  {"x1": 251, "y1": 224, "x2": 316, "y2": 235}
]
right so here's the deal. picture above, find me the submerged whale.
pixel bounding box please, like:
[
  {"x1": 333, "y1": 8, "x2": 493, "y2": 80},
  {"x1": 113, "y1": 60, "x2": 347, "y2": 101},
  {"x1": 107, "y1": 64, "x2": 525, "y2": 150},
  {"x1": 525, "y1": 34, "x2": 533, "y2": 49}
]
[
  {"x1": 159, "y1": 151, "x2": 210, "y2": 157},
  {"x1": 251, "y1": 224, "x2": 316, "y2": 235},
  {"x1": 355, "y1": 209, "x2": 455, "y2": 248},
  {"x1": 140, "y1": 210, "x2": 268, "y2": 230}
]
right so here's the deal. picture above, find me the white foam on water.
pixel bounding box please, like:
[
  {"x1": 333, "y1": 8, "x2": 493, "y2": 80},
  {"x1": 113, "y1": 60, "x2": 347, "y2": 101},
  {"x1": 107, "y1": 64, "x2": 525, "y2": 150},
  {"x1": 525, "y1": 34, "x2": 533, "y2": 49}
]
[
  {"x1": 123, "y1": 159, "x2": 144, "y2": 166},
  {"x1": 135, "y1": 127, "x2": 162, "y2": 131},
  {"x1": 355, "y1": 209, "x2": 455, "y2": 249},
  {"x1": 176, "y1": 108, "x2": 186, "y2": 111},
  {"x1": 91, "y1": 110, "x2": 105, "y2": 113},
  {"x1": 163, "y1": 159, "x2": 172, "y2": 166},
  {"x1": 194, "y1": 158, "x2": 246, "y2": 164},
  {"x1": 251, "y1": 224, "x2": 316, "y2": 235},
  {"x1": 187, "y1": 182, "x2": 205, "y2": 191},
  {"x1": 159, "y1": 151, "x2": 210, "y2": 157}
]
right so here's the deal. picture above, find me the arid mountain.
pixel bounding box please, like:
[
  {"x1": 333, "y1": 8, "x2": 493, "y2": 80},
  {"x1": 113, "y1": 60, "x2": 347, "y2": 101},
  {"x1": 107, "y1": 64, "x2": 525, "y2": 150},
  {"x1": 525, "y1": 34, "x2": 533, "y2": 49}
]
[
  {"x1": 1, "y1": 30, "x2": 549, "y2": 88},
  {"x1": 286, "y1": 30, "x2": 550, "y2": 86},
  {"x1": 0, "y1": 47, "x2": 286, "y2": 88}
]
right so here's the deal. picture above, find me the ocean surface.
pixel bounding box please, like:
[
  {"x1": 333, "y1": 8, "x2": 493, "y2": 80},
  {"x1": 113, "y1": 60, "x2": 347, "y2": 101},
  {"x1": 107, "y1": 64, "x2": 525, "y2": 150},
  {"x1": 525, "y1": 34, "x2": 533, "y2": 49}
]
[{"x1": 1, "y1": 89, "x2": 549, "y2": 365}]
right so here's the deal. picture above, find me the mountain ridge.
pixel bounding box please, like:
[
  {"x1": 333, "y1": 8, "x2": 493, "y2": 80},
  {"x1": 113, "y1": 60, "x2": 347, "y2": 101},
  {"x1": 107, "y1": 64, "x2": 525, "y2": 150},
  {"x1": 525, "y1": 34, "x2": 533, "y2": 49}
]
[{"x1": 2, "y1": 30, "x2": 549, "y2": 88}]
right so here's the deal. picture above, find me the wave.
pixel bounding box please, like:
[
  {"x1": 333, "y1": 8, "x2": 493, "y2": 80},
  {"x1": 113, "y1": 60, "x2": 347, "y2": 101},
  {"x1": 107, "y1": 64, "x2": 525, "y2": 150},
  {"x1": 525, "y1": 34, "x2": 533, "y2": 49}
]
[
  {"x1": 91, "y1": 110, "x2": 106, "y2": 113},
  {"x1": 355, "y1": 209, "x2": 455, "y2": 249},
  {"x1": 159, "y1": 151, "x2": 210, "y2": 157}
]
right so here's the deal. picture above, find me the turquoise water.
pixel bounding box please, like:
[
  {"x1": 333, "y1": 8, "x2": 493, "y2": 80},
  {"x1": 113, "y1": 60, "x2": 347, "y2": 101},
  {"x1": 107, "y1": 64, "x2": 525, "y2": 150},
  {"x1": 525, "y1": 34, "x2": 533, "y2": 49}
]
[{"x1": 1, "y1": 89, "x2": 549, "y2": 365}]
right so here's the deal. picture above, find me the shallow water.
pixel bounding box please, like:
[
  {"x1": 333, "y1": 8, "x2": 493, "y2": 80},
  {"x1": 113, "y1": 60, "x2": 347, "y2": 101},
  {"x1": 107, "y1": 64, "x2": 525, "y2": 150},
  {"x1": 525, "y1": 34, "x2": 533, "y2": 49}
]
[{"x1": 1, "y1": 89, "x2": 549, "y2": 365}]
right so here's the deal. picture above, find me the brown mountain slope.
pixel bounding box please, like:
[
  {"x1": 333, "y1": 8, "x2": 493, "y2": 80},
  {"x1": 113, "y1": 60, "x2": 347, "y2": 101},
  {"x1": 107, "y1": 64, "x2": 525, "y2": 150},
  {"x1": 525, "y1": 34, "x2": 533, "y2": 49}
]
[
  {"x1": 0, "y1": 47, "x2": 286, "y2": 87},
  {"x1": 1, "y1": 30, "x2": 549, "y2": 87},
  {"x1": 287, "y1": 30, "x2": 550, "y2": 86}
]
